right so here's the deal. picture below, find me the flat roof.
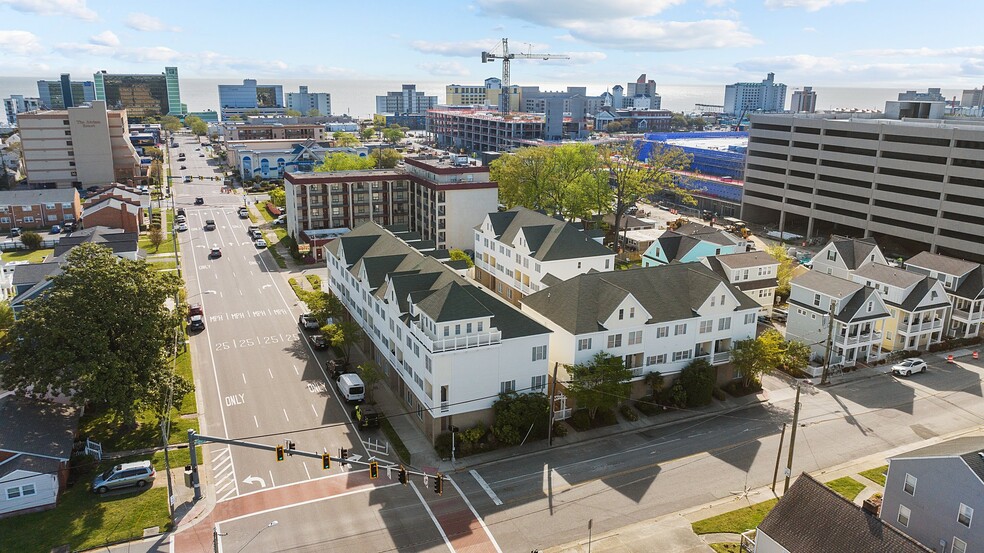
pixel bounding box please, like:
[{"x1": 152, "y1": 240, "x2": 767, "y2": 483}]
[{"x1": 665, "y1": 136, "x2": 748, "y2": 150}]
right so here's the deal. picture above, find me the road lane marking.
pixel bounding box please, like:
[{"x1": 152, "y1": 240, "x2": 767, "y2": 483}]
[
  {"x1": 311, "y1": 403, "x2": 318, "y2": 417},
  {"x1": 253, "y1": 415, "x2": 258, "y2": 428},
  {"x1": 241, "y1": 373, "x2": 246, "y2": 384},
  {"x1": 268, "y1": 470, "x2": 276, "y2": 488},
  {"x1": 217, "y1": 481, "x2": 400, "y2": 528},
  {"x1": 303, "y1": 462, "x2": 311, "y2": 480},
  {"x1": 268, "y1": 368, "x2": 274, "y2": 379},
  {"x1": 293, "y1": 365, "x2": 299, "y2": 375},
  {"x1": 450, "y1": 476, "x2": 504, "y2": 553},
  {"x1": 283, "y1": 408, "x2": 290, "y2": 422},
  {"x1": 470, "y1": 469, "x2": 503, "y2": 506},
  {"x1": 411, "y1": 481, "x2": 455, "y2": 552}
]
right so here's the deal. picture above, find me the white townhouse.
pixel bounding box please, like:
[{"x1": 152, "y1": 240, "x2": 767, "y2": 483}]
[
  {"x1": 905, "y1": 252, "x2": 984, "y2": 340},
  {"x1": 520, "y1": 263, "x2": 760, "y2": 397},
  {"x1": 325, "y1": 222, "x2": 551, "y2": 442},
  {"x1": 787, "y1": 271, "x2": 891, "y2": 375},
  {"x1": 473, "y1": 207, "x2": 615, "y2": 306},
  {"x1": 702, "y1": 251, "x2": 780, "y2": 317},
  {"x1": 851, "y1": 263, "x2": 951, "y2": 352},
  {"x1": 810, "y1": 235, "x2": 887, "y2": 279}
]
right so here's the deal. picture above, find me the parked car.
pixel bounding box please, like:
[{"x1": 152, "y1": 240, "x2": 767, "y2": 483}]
[
  {"x1": 194, "y1": 197, "x2": 204, "y2": 205},
  {"x1": 177, "y1": 208, "x2": 186, "y2": 216},
  {"x1": 50, "y1": 225, "x2": 61, "y2": 234},
  {"x1": 209, "y1": 246, "x2": 222, "y2": 259},
  {"x1": 299, "y1": 313, "x2": 320, "y2": 330},
  {"x1": 188, "y1": 315, "x2": 205, "y2": 332},
  {"x1": 327, "y1": 358, "x2": 352, "y2": 381},
  {"x1": 772, "y1": 308, "x2": 788, "y2": 323},
  {"x1": 188, "y1": 303, "x2": 203, "y2": 317},
  {"x1": 199, "y1": 154, "x2": 205, "y2": 157},
  {"x1": 893, "y1": 358, "x2": 927, "y2": 376},
  {"x1": 62, "y1": 221, "x2": 75, "y2": 232},
  {"x1": 254, "y1": 238, "x2": 267, "y2": 248},
  {"x1": 247, "y1": 224, "x2": 259, "y2": 235},
  {"x1": 353, "y1": 404, "x2": 380, "y2": 429},
  {"x1": 250, "y1": 229, "x2": 262, "y2": 240},
  {"x1": 9, "y1": 227, "x2": 21, "y2": 237},
  {"x1": 175, "y1": 214, "x2": 186, "y2": 223},
  {"x1": 310, "y1": 334, "x2": 330, "y2": 350},
  {"x1": 92, "y1": 460, "x2": 155, "y2": 494},
  {"x1": 273, "y1": 215, "x2": 286, "y2": 225},
  {"x1": 204, "y1": 219, "x2": 216, "y2": 230},
  {"x1": 176, "y1": 222, "x2": 188, "y2": 232}
]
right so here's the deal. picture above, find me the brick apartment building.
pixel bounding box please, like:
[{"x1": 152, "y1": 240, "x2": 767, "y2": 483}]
[{"x1": 0, "y1": 189, "x2": 80, "y2": 231}]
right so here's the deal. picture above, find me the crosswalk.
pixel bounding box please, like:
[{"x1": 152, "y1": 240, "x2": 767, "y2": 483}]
[{"x1": 211, "y1": 446, "x2": 240, "y2": 501}]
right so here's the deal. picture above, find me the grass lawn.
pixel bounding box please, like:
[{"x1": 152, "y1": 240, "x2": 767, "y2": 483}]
[
  {"x1": 1, "y1": 248, "x2": 54, "y2": 263},
  {"x1": 692, "y1": 499, "x2": 778, "y2": 535},
  {"x1": 381, "y1": 418, "x2": 412, "y2": 465},
  {"x1": 138, "y1": 233, "x2": 177, "y2": 255},
  {"x1": 305, "y1": 274, "x2": 322, "y2": 289},
  {"x1": 859, "y1": 465, "x2": 888, "y2": 486},
  {"x1": 272, "y1": 226, "x2": 288, "y2": 242},
  {"x1": 709, "y1": 544, "x2": 742, "y2": 553},
  {"x1": 151, "y1": 260, "x2": 177, "y2": 272},
  {"x1": 0, "y1": 463, "x2": 170, "y2": 552},
  {"x1": 826, "y1": 476, "x2": 867, "y2": 501}
]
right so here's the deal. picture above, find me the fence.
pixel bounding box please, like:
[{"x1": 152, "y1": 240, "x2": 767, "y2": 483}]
[{"x1": 0, "y1": 238, "x2": 59, "y2": 252}]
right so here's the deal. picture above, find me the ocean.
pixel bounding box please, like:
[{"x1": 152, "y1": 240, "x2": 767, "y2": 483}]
[{"x1": 0, "y1": 75, "x2": 968, "y2": 120}]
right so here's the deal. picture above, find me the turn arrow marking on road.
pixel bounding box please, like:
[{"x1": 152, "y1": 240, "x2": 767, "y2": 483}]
[{"x1": 242, "y1": 475, "x2": 267, "y2": 488}]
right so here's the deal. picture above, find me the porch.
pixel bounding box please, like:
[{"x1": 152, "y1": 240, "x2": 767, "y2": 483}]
[{"x1": 695, "y1": 338, "x2": 733, "y2": 366}]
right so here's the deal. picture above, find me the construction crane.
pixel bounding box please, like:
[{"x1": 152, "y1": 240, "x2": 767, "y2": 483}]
[{"x1": 481, "y1": 38, "x2": 569, "y2": 114}]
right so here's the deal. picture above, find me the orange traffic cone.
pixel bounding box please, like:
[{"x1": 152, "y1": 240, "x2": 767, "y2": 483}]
[
  {"x1": 947, "y1": 354, "x2": 954, "y2": 363},
  {"x1": 974, "y1": 351, "x2": 979, "y2": 360}
]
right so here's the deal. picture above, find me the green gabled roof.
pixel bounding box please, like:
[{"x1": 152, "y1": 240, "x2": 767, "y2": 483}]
[
  {"x1": 489, "y1": 207, "x2": 612, "y2": 262},
  {"x1": 522, "y1": 263, "x2": 757, "y2": 335},
  {"x1": 416, "y1": 282, "x2": 493, "y2": 322},
  {"x1": 361, "y1": 254, "x2": 413, "y2": 290}
]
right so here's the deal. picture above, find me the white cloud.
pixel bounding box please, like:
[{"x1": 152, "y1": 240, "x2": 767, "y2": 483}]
[
  {"x1": 477, "y1": 0, "x2": 685, "y2": 26},
  {"x1": 735, "y1": 54, "x2": 956, "y2": 83},
  {"x1": 856, "y1": 46, "x2": 984, "y2": 58},
  {"x1": 417, "y1": 61, "x2": 471, "y2": 77},
  {"x1": 552, "y1": 51, "x2": 607, "y2": 64},
  {"x1": 0, "y1": 29, "x2": 40, "y2": 55},
  {"x1": 89, "y1": 30, "x2": 119, "y2": 47},
  {"x1": 54, "y1": 41, "x2": 182, "y2": 63},
  {"x1": 803, "y1": 26, "x2": 817, "y2": 32},
  {"x1": 567, "y1": 18, "x2": 759, "y2": 51},
  {"x1": 0, "y1": 0, "x2": 96, "y2": 20},
  {"x1": 763, "y1": 0, "x2": 862, "y2": 11},
  {"x1": 124, "y1": 12, "x2": 181, "y2": 32},
  {"x1": 409, "y1": 39, "x2": 500, "y2": 57}
]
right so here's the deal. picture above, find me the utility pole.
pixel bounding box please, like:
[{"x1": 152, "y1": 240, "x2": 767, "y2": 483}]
[
  {"x1": 820, "y1": 303, "x2": 836, "y2": 385},
  {"x1": 771, "y1": 423, "x2": 787, "y2": 493},
  {"x1": 783, "y1": 385, "x2": 801, "y2": 493},
  {"x1": 547, "y1": 361, "x2": 560, "y2": 447}
]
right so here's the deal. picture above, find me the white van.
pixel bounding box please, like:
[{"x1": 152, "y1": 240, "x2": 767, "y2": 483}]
[{"x1": 337, "y1": 373, "x2": 365, "y2": 403}]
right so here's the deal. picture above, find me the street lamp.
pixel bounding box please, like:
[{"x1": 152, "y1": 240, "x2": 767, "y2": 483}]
[
  {"x1": 236, "y1": 520, "x2": 279, "y2": 553},
  {"x1": 448, "y1": 424, "x2": 459, "y2": 464}
]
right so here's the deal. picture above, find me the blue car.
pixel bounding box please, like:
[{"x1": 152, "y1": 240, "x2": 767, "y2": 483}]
[{"x1": 50, "y1": 225, "x2": 61, "y2": 234}]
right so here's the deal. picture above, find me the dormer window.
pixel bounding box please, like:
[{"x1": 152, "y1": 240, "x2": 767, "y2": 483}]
[
  {"x1": 931, "y1": 291, "x2": 938, "y2": 300},
  {"x1": 827, "y1": 250, "x2": 837, "y2": 261},
  {"x1": 867, "y1": 301, "x2": 873, "y2": 312}
]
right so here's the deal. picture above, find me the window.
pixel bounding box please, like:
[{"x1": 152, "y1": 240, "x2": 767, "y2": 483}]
[
  {"x1": 531, "y1": 375, "x2": 546, "y2": 392},
  {"x1": 903, "y1": 473, "x2": 916, "y2": 495},
  {"x1": 958, "y1": 503, "x2": 973, "y2": 527},
  {"x1": 478, "y1": 321, "x2": 484, "y2": 332},
  {"x1": 952, "y1": 537, "x2": 968, "y2": 553},
  {"x1": 443, "y1": 326, "x2": 450, "y2": 337},
  {"x1": 630, "y1": 307, "x2": 635, "y2": 318},
  {"x1": 425, "y1": 356, "x2": 432, "y2": 372},
  {"x1": 674, "y1": 323, "x2": 687, "y2": 335},
  {"x1": 532, "y1": 345, "x2": 547, "y2": 361},
  {"x1": 578, "y1": 338, "x2": 592, "y2": 351},
  {"x1": 466, "y1": 323, "x2": 472, "y2": 333},
  {"x1": 618, "y1": 309, "x2": 624, "y2": 320},
  {"x1": 607, "y1": 334, "x2": 622, "y2": 348},
  {"x1": 500, "y1": 380, "x2": 516, "y2": 394},
  {"x1": 628, "y1": 331, "x2": 642, "y2": 345},
  {"x1": 719, "y1": 318, "x2": 731, "y2": 331},
  {"x1": 710, "y1": 295, "x2": 716, "y2": 307},
  {"x1": 657, "y1": 326, "x2": 669, "y2": 338},
  {"x1": 700, "y1": 320, "x2": 713, "y2": 333},
  {"x1": 5, "y1": 483, "x2": 36, "y2": 499},
  {"x1": 745, "y1": 313, "x2": 756, "y2": 325},
  {"x1": 657, "y1": 353, "x2": 667, "y2": 364},
  {"x1": 897, "y1": 505, "x2": 911, "y2": 527},
  {"x1": 646, "y1": 355, "x2": 658, "y2": 366},
  {"x1": 827, "y1": 249, "x2": 837, "y2": 261},
  {"x1": 672, "y1": 350, "x2": 692, "y2": 362},
  {"x1": 813, "y1": 293, "x2": 821, "y2": 306}
]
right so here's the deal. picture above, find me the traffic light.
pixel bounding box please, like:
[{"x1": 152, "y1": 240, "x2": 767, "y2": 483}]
[
  {"x1": 369, "y1": 461, "x2": 379, "y2": 479},
  {"x1": 287, "y1": 440, "x2": 296, "y2": 457},
  {"x1": 339, "y1": 448, "x2": 348, "y2": 466},
  {"x1": 434, "y1": 473, "x2": 443, "y2": 495},
  {"x1": 275, "y1": 445, "x2": 284, "y2": 461},
  {"x1": 398, "y1": 466, "x2": 408, "y2": 485},
  {"x1": 198, "y1": 175, "x2": 203, "y2": 180},
  {"x1": 322, "y1": 453, "x2": 331, "y2": 470}
]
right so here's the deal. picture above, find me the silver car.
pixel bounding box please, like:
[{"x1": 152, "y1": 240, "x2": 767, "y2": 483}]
[{"x1": 92, "y1": 460, "x2": 156, "y2": 493}]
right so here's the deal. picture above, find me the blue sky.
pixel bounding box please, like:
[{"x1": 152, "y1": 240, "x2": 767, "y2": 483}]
[{"x1": 0, "y1": 0, "x2": 980, "y2": 88}]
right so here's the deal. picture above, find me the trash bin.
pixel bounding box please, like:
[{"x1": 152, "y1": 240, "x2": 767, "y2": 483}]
[{"x1": 184, "y1": 465, "x2": 193, "y2": 488}]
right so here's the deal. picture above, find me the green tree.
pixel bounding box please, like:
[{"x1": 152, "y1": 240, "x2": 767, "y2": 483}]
[
  {"x1": 147, "y1": 227, "x2": 165, "y2": 252},
  {"x1": 145, "y1": 346, "x2": 194, "y2": 425},
  {"x1": 0, "y1": 300, "x2": 13, "y2": 346},
  {"x1": 149, "y1": 160, "x2": 163, "y2": 188},
  {"x1": 644, "y1": 370, "x2": 664, "y2": 399},
  {"x1": 604, "y1": 119, "x2": 633, "y2": 133},
  {"x1": 448, "y1": 249, "x2": 474, "y2": 268},
  {"x1": 19, "y1": 231, "x2": 42, "y2": 250},
  {"x1": 285, "y1": 109, "x2": 302, "y2": 117},
  {"x1": 245, "y1": 109, "x2": 261, "y2": 116},
  {"x1": 315, "y1": 152, "x2": 375, "y2": 172},
  {"x1": 670, "y1": 113, "x2": 689, "y2": 131},
  {"x1": 324, "y1": 320, "x2": 361, "y2": 362},
  {"x1": 767, "y1": 244, "x2": 795, "y2": 303},
  {"x1": 190, "y1": 120, "x2": 208, "y2": 136},
  {"x1": 490, "y1": 146, "x2": 556, "y2": 212},
  {"x1": 357, "y1": 361, "x2": 383, "y2": 403},
  {"x1": 360, "y1": 127, "x2": 376, "y2": 141},
  {"x1": 227, "y1": 115, "x2": 243, "y2": 122},
  {"x1": 600, "y1": 140, "x2": 693, "y2": 250},
  {"x1": 268, "y1": 187, "x2": 286, "y2": 207},
  {"x1": 382, "y1": 125, "x2": 406, "y2": 144},
  {"x1": 678, "y1": 358, "x2": 715, "y2": 407},
  {"x1": 731, "y1": 329, "x2": 805, "y2": 387},
  {"x1": 0, "y1": 243, "x2": 182, "y2": 429},
  {"x1": 143, "y1": 146, "x2": 163, "y2": 161},
  {"x1": 333, "y1": 131, "x2": 360, "y2": 147},
  {"x1": 318, "y1": 292, "x2": 345, "y2": 323},
  {"x1": 566, "y1": 351, "x2": 632, "y2": 419},
  {"x1": 369, "y1": 148, "x2": 401, "y2": 169},
  {"x1": 160, "y1": 115, "x2": 182, "y2": 133},
  {"x1": 307, "y1": 109, "x2": 321, "y2": 117},
  {"x1": 492, "y1": 391, "x2": 550, "y2": 445}
]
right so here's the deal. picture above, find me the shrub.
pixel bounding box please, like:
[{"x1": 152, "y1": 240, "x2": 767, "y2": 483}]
[
  {"x1": 596, "y1": 407, "x2": 617, "y2": 426},
  {"x1": 634, "y1": 396, "x2": 661, "y2": 415},
  {"x1": 460, "y1": 424, "x2": 487, "y2": 445},
  {"x1": 552, "y1": 420, "x2": 568, "y2": 437},
  {"x1": 20, "y1": 231, "x2": 42, "y2": 250},
  {"x1": 712, "y1": 387, "x2": 727, "y2": 401},
  {"x1": 434, "y1": 432, "x2": 452, "y2": 459},
  {"x1": 620, "y1": 404, "x2": 639, "y2": 421},
  {"x1": 669, "y1": 381, "x2": 688, "y2": 408},
  {"x1": 492, "y1": 391, "x2": 549, "y2": 445},
  {"x1": 570, "y1": 409, "x2": 592, "y2": 431},
  {"x1": 680, "y1": 359, "x2": 716, "y2": 407},
  {"x1": 723, "y1": 379, "x2": 763, "y2": 398}
]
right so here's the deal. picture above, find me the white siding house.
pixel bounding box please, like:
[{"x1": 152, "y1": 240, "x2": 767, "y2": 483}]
[
  {"x1": 702, "y1": 251, "x2": 780, "y2": 316},
  {"x1": 809, "y1": 235, "x2": 886, "y2": 279},
  {"x1": 851, "y1": 263, "x2": 950, "y2": 352},
  {"x1": 904, "y1": 252, "x2": 984, "y2": 340},
  {"x1": 325, "y1": 222, "x2": 551, "y2": 442}
]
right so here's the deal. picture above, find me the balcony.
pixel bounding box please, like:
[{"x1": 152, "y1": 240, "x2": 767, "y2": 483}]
[
  {"x1": 410, "y1": 320, "x2": 502, "y2": 352},
  {"x1": 899, "y1": 319, "x2": 944, "y2": 334},
  {"x1": 694, "y1": 351, "x2": 732, "y2": 365},
  {"x1": 953, "y1": 308, "x2": 983, "y2": 322},
  {"x1": 834, "y1": 331, "x2": 883, "y2": 346}
]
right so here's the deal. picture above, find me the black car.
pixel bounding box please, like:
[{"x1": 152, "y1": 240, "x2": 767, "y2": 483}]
[
  {"x1": 188, "y1": 315, "x2": 205, "y2": 332},
  {"x1": 353, "y1": 404, "x2": 381, "y2": 429},
  {"x1": 327, "y1": 358, "x2": 352, "y2": 381},
  {"x1": 310, "y1": 334, "x2": 330, "y2": 350},
  {"x1": 204, "y1": 219, "x2": 216, "y2": 230},
  {"x1": 194, "y1": 197, "x2": 205, "y2": 205},
  {"x1": 177, "y1": 208, "x2": 186, "y2": 216},
  {"x1": 209, "y1": 247, "x2": 222, "y2": 259}
]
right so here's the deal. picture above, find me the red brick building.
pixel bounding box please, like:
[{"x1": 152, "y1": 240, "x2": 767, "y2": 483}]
[{"x1": 0, "y1": 189, "x2": 80, "y2": 231}]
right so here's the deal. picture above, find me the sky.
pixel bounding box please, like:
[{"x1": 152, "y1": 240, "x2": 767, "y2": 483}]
[{"x1": 0, "y1": 0, "x2": 982, "y2": 89}]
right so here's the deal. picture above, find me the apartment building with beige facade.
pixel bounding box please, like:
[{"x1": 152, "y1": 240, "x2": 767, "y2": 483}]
[
  {"x1": 224, "y1": 123, "x2": 325, "y2": 142},
  {"x1": 18, "y1": 100, "x2": 141, "y2": 189}
]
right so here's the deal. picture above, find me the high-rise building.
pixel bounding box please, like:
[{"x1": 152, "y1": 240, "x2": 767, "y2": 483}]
[
  {"x1": 375, "y1": 84, "x2": 438, "y2": 115},
  {"x1": 4, "y1": 95, "x2": 41, "y2": 125},
  {"x1": 93, "y1": 67, "x2": 184, "y2": 121},
  {"x1": 723, "y1": 73, "x2": 787, "y2": 115},
  {"x1": 18, "y1": 100, "x2": 141, "y2": 189},
  {"x1": 790, "y1": 87, "x2": 817, "y2": 113},
  {"x1": 37, "y1": 74, "x2": 96, "y2": 110},
  {"x1": 445, "y1": 78, "x2": 521, "y2": 111},
  {"x1": 285, "y1": 85, "x2": 331, "y2": 116},
  {"x1": 898, "y1": 88, "x2": 945, "y2": 102},
  {"x1": 961, "y1": 88, "x2": 983, "y2": 108},
  {"x1": 740, "y1": 112, "x2": 984, "y2": 262},
  {"x1": 218, "y1": 79, "x2": 285, "y2": 120}
]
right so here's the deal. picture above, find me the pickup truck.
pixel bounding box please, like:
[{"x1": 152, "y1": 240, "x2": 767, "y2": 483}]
[{"x1": 353, "y1": 404, "x2": 380, "y2": 429}]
